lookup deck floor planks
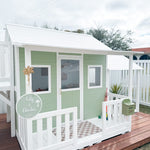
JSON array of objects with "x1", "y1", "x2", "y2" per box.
[
  {"x1": 84, "y1": 112, "x2": 150, "y2": 150},
  {"x1": 0, "y1": 112, "x2": 150, "y2": 150},
  {"x1": 0, "y1": 114, "x2": 20, "y2": 150},
  {"x1": 83, "y1": 122, "x2": 150, "y2": 150}
]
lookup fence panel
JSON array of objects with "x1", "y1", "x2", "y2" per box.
[{"x1": 110, "y1": 60, "x2": 150, "y2": 107}]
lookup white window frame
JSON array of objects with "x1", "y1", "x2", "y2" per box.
[
  {"x1": 60, "y1": 56, "x2": 81, "y2": 92},
  {"x1": 30, "y1": 65, "x2": 51, "y2": 94},
  {"x1": 88, "y1": 65, "x2": 102, "y2": 89}
]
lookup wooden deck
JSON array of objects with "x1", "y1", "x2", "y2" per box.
[
  {"x1": 0, "y1": 112, "x2": 150, "y2": 150},
  {"x1": 0, "y1": 114, "x2": 20, "y2": 150},
  {"x1": 84, "y1": 112, "x2": 150, "y2": 150}
]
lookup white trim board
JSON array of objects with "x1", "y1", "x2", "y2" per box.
[
  {"x1": 57, "y1": 54, "x2": 83, "y2": 121},
  {"x1": 88, "y1": 65, "x2": 103, "y2": 89},
  {"x1": 23, "y1": 45, "x2": 138, "y2": 56},
  {"x1": 30, "y1": 65, "x2": 51, "y2": 94}
]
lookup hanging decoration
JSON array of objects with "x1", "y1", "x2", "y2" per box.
[{"x1": 23, "y1": 66, "x2": 34, "y2": 85}]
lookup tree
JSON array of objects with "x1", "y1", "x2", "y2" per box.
[
  {"x1": 88, "y1": 27, "x2": 133, "y2": 51},
  {"x1": 64, "y1": 29, "x2": 84, "y2": 34}
]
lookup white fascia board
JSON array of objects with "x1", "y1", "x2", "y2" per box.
[{"x1": 13, "y1": 43, "x2": 144, "y2": 56}]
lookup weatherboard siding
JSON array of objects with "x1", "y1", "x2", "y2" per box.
[
  {"x1": 83, "y1": 54, "x2": 106, "y2": 120},
  {"x1": 31, "y1": 51, "x2": 57, "y2": 112},
  {"x1": 18, "y1": 49, "x2": 106, "y2": 121}
]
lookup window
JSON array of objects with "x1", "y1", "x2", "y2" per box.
[
  {"x1": 31, "y1": 65, "x2": 51, "y2": 93},
  {"x1": 61, "y1": 60, "x2": 79, "y2": 90},
  {"x1": 88, "y1": 65, "x2": 102, "y2": 88}
]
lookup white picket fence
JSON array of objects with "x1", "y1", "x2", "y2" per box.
[
  {"x1": 110, "y1": 60, "x2": 150, "y2": 107},
  {"x1": 17, "y1": 107, "x2": 77, "y2": 150}
]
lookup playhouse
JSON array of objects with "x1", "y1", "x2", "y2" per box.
[{"x1": 0, "y1": 24, "x2": 142, "y2": 150}]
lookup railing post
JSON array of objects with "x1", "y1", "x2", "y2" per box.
[
  {"x1": 26, "y1": 119, "x2": 32, "y2": 150},
  {"x1": 136, "y1": 70, "x2": 140, "y2": 112},
  {"x1": 73, "y1": 107, "x2": 77, "y2": 148},
  {"x1": 102, "y1": 102, "x2": 106, "y2": 131},
  {"x1": 56, "y1": 115, "x2": 61, "y2": 142},
  {"x1": 65, "y1": 113, "x2": 70, "y2": 140},
  {"x1": 128, "y1": 55, "x2": 133, "y2": 132}
]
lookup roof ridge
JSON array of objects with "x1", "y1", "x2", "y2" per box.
[{"x1": 6, "y1": 23, "x2": 92, "y2": 37}]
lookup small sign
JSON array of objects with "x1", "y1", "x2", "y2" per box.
[{"x1": 16, "y1": 93, "x2": 42, "y2": 119}]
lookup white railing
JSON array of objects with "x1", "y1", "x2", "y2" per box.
[
  {"x1": 17, "y1": 107, "x2": 77, "y2": 150},
  {"x1": 102, "y1": 95, "x2": 131, "y2": 139},
  {"x1": 108, "y1": 92, "x2": 128, "y2": 100}
]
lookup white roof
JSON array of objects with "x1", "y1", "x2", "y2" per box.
[
  {"x1": 6, "y1": 24, "x2": 112, "y2": 51},
  {"x1": 108, "y1": 55, "x2": 142, "y2": 70}
]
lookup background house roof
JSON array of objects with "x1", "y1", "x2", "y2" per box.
[
  {"x1": 6, "y1": 24, "x2": 112, "y2": 51},
  {"x1": 132, "y1": 47, "x2": 150, "y2": 54},
  {"x1": 0, "y1": 30, "x2": 5, "y2": 42},
  {"x1": 108, "y1": 55, "x2": 142, "y2": 70}
]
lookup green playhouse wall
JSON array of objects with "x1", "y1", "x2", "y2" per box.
[
  {"x1": 83, "y1": 54, "x2": 106, "y2": 119},
  {"x1": 18, "y1": 48, "x2": 106, "y2": 121}
]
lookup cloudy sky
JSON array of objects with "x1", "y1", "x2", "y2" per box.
[{"x1": 0, "y1": 0, "x2": 150, "y2": 48}]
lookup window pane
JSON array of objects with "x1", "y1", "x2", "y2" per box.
[
  {"x1": 61, "y1": 60, "x2": 79, "y2": 89},
  {"x1": 89, "y1": 67, "x2": 101, "y2": 87},
  {"x1": 32, "y1": 67, "x2": 49, "y2": 92}
]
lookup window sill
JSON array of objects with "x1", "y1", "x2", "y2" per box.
[
  {"x1": 61, "y1": 88, "x2": 80, "y2": 92},
  {"x1": 32, "y1": 91, "x2": 51, "y2": 94},
  {"x1": 88, "y1": 86, "x2": 102, "y2": 89}
]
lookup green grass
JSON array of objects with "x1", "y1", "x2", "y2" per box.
[
  {"x1": 140, "y1": 104, "x2": 150, "y2": 114},
  {"x1": 134, "y1": 143, "x2": 150, "y2": 150},
  {"x1": 134, "y1": 105, "x2": 150, "y2": 149}
]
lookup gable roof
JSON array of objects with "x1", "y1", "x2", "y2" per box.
[
  {"x1": 6, "y1": 24, "x2": 112, "y2": 51},
  {"x1": 108, "y1": 55, "x2": 142, "y2": 70}
]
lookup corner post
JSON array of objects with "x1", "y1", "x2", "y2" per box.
[
  {"x1": 128, "y1": 55, "x2": 133, "y2": 132},
  {"x1": 106, "y1": 55, "x2": 110, "y2": 100},
  {"x1": 128, "y1": 55, "x2": 133, "y2": 100},
  {"x1": 10, "y1": 44, "x2": 15, "y2": 137}
]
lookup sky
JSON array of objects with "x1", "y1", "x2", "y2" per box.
[{"x1": 0, "y1": 0, "x2": 150, "y2": 48}]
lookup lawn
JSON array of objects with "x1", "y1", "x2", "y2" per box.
[
  {"x1": 134, "y1": 104, "x2": 150, "y2": 150},
  {"x1": 140, "y1": 104, "x2": 150, "y2": 114}
]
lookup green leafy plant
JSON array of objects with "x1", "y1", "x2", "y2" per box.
[{"x1": 110, "y1": 84, "x2": 123, "y2": 94}]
